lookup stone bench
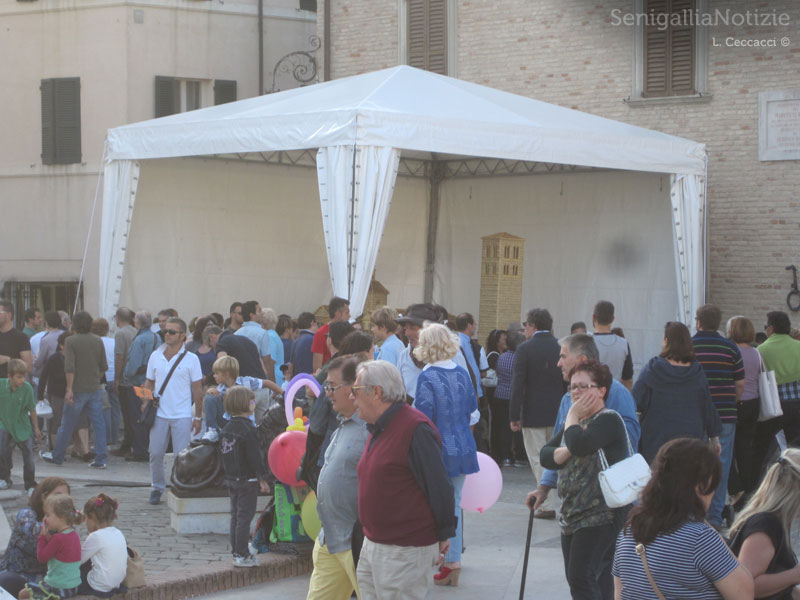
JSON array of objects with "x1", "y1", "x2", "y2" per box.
[{"x1": 166, "y1": 489, "x2": 272, "y2": 535}]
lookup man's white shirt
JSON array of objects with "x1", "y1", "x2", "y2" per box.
[{"x1": 146, "y1": 344, "x2": 202, "y2": 419}]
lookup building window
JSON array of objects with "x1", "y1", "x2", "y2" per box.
[
  {"x1": 503, "y1": 265, "x2": 509, "y2": 275},
  {"x1": 513, "y1": 246, "x2": 519, "y2": 259},
  {"x1": 400, "y1": 0, "x2": 455, "y2": 75},
  {"x1": 155, "y1": 77, "x2": 218, "y2": 117},
  {"x1": 630, "y1": 0, "x2": 708, "y2": 102},
  {"x1": 504, "y1": 246, "x2": 510, "y2": 259},
  {"x1": 512, "y1": 265, "x2": 519, "y2": 276},
  {"x1": 1, "y1": 281, "x2": 83, "y2": 330},
  {"x1": 213, "y1": 80, "x2": 237, "y2": 106},
  {"x1": 41, "y1": 78, "x2": 81, "y2": 165}
]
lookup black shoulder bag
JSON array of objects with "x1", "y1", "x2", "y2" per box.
[{"x1": 139, "y1": 351, "x2": 187, "y2": 428}]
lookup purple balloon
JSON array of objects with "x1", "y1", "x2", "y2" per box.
[
  {"x1": 460, "y1": 452, "x2": 503, "y2": 513},
  {"x1": 284, "y1": 374, "x2": 322, "y2": 426}
]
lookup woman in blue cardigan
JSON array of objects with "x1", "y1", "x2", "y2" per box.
[{"x1": 413, "y1": 322, "x2": 479, "y2": 587}]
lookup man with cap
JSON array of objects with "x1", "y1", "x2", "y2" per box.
[{"x1": 396, "y1": 304, "x2": 471, "y2": 403}]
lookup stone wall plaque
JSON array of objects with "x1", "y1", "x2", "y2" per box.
[{"x1": 759, "y1": 89, "x2": 800, "y2": 161}]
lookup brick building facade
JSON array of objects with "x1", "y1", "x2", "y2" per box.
[{"x1": 318, "y1": 0, "x2": 800, "y2": 327}]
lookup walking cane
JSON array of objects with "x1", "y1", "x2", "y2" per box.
[{"x1": 519, "y1": 507, "x2": 535, "y2": 599}]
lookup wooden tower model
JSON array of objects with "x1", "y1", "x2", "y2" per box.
[{"x1": 478, "y1": 232, "x2": 524, "y2": 339}]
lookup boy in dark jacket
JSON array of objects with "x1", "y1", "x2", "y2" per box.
[{"x1": 220, "y1": 386, "x2": 269, "y2": 568}]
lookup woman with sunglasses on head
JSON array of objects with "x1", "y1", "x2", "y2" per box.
[
  {"x1": 729, "y1": 448, "x2": 800, "y2": 600},
  {"x1": 633, "y1": 321, "x2": 722, "y2": 465},
  {"x1": 540, "y1": 360, "x2": 629, "y2": 599}
]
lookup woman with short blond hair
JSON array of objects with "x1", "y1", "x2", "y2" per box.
[{"x1": 412, "y1": 323, "x2": 478, "y2": 587}]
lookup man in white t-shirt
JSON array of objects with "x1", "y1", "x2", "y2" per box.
[{"x1": 142, "y1": 317, "x2": 203, "y2": 505}]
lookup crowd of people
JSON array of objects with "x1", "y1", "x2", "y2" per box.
[{"x1": 1, "y1": 295, "x2": 799, "y2": 599}]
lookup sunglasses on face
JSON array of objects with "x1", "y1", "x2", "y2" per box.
[{"x1": 164, "y1": 329, "x2": 182, "y2": 336}]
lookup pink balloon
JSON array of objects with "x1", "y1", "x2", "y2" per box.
[
  {"x1": 268, "y1": 430, "x2": 308, "y2": 487},
  {"x1": 460, "y1": 452, "x2": 503, "y2": 513}
]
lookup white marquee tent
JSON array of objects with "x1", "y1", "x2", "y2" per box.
[{"x1": 99, "y1": 65, "x2": 707, "y2": 330}]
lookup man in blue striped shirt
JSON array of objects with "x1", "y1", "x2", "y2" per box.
[{"x1": 691, "y1": 303, "x2": 744, "y2": 528}]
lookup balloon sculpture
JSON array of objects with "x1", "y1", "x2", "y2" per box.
[
  {"x1": 301, "y1": 491, "x2": 322, "y2": 540},
  {"x1": 460, "y1": 451, "x2": 503, "y2": 513},
  {"x1": 284, "y1": 373, "x2": 321, "y2": 428},
  {"x1": 267, "y1": 430, "x2": 307, "y2": 487}
]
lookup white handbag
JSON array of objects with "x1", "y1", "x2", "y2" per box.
[
  {"x1": 35, "y1": 399, "x2": 53, "y2": 419},
  {"x1": 757, "y1": 353, "x2": 782, "y2": 422},
  {"x1": 597, "y1": 411, "x2": 651, "y2": 508}
]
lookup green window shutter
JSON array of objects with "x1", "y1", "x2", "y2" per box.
[
  {"x1": 155, "y1": 76, "x2": 179, "y2": 117},
  {"x1": 213, "y1": 79, "x2": 237, "y2": 105},
  {"x1": 54, "y1": 78, "x2": 81, "y2": 164},
  {"x1": 299, "y1": 0, "x2": 317, "y2": 11},
  {"x1": 41, "y1": 79, "x2": 56, "y2": 165},
  {"x1": 407, "y1": 0, "x2": 448, "y2": 74}
]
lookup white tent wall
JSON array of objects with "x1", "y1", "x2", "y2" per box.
[
  {"x1": 433, "y1": 170, "x2": 677, "y2": 374},
  {"x1": 116, "y1": 158, "x2": 428, "y2": 318}
]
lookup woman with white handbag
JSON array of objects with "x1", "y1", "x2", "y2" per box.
[
  {"x1": 540, "y1": 360, "x2": 629, "y2": 600},
  {"x1": 726, "y1": 316, "x2": 777, "y2": 501}
]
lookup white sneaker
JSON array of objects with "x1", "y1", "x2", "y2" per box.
[
  {"x1": 0, "y1": 481, "x2": 9, "y2": 490},
  {"x1": 232, "y1": 555, "x2": 258, "y2": 568}
]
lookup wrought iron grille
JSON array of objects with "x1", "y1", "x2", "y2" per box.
[{"x1": 1, "y1": 281, "x2": 83, "y2": 330}]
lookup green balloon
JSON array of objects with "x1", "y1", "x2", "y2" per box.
[{"x1": 301, "y1": 491, "x2": 322, "y2": 540}]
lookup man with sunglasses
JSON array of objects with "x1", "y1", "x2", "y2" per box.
[
  {"x1": 142, "y1": 317, "x2": 203, "y2": 505},
  {"x1": 307, "y1": 356, "x2": 368, "y2": 600}
]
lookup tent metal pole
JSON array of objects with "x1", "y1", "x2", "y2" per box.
[
  {"x1": 258, "y1": 0, "x2": 264, "y2": 94},
  {"x1": 424, "y1": 162, "x2": 445, "y2": 303}
]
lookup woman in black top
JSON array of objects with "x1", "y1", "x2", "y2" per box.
[
  {"x1": 540, "y1": 360, "x2": 629, "y2": 600},
  {"x1": 730, "y1": 448, "x2": 800, "y2": 600}
]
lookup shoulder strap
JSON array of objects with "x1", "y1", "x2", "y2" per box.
[
  {"x1": 597, "y1": 410, "x2": 633, "y2": 470},
  {"x1": 635, "y1": 544, "x2": 667, "y2": 600},
  {"x1": 459, "y1": 346, "x2": 479, "y2": 393},
  {"x1": 156, "y1": 350, "x2": 187, "y2": 398}
]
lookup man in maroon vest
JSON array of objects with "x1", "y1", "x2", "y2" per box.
[{"x1": 353, "y1": 360, "x2": 456, "y2": 599}]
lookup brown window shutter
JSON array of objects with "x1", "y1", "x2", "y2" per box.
[
  {"x1": 40, "y1": 79, "x2": 56, "y2": 165},
  {"x1": 669, "y1": 0, "x2": 695, "y2": 94},
  {"x1": 643, "y1": 0, "x2": 695, "y2": 97},
  {"x1": 427, "y1": 0, "x2": 447, "y2": 75},
  {"x1": 155, "y1": 76, "x2": 179, "y2": 117},
  {"x1": 408, "y1": 0, "x2": 427, "y2": 70},
  {"x1": 54, "y1": 78, "x2": 81, "y2": 164},
  {"x1": 213, "y1": 79, "x2": 237, "y2": 105},
  {"x1": 407, "y1": 0, "x2": 447, "y2": 75}
]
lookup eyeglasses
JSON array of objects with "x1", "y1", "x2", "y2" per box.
[
  {"x1": 350, "y1": 385, "x2": 371, "y2": 395},
  {"x1": 164, "y1": 329, "x2": 182, "y2": 336},
  {"x1": 569, "y1": 383, "x2": 600, "y2": 393},
  {"x1": 323, "y1": 382, "x2": 348, "y2": 394}
]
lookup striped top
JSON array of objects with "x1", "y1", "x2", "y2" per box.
[
  {"x1": 691, "y1": 332, "x2": 744, "y2": 423},
  {"x1": 612, "y1": 520, "x2": 739, "y2": 599}
]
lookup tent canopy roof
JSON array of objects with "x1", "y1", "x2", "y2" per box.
[{"x1": 106, "y1": 66, "x2": 706, "y2": 175}]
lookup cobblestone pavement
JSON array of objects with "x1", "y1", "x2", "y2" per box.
[
  {"x1": 1, "y1": 450, "x2": 231, "y2": 577},
  {"x1": 0, "y1": 448, "x2": 311, "y2": 599}
]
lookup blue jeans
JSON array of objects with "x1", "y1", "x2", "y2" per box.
[
  {"x1": 444, "y1": 474, "x2": 465, "y2": 564},
  {"x1": 708, "y1": 422, "x2": 736, "y2": 526},
  {"x1": 52, "y1": 389, "x2": 107, "y2": 465},
  {"x1": 105, "y1": 383, "x2": 121, "y2": 446},
  {"x1": 204, "y1": 393, "x2": 228, "y2": 432}
]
